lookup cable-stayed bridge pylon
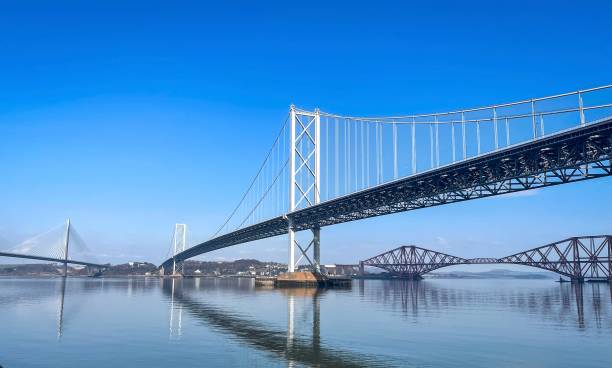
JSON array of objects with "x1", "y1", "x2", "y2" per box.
[
  {"x1": 160, "y1": 85, "x2": 612, "y2": 274},
  {"x1": 0, "y1": 219, "x2": 109, "y2": 275}
]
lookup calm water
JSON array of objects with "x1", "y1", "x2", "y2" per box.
[{"x1": 0, "y1": 277, "x2": 611, "y2": 367}]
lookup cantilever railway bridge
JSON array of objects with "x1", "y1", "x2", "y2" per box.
[
  {"x1": 360, "y1": 236, "x2": 612, "y2": 281},
  {"x1": 161, "y1": 85, "x2": 612, "y2": 275}
]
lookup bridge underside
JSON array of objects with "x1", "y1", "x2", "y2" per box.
[{"x1": 161, "y1": 117, "x2": 612, "y2": 271}]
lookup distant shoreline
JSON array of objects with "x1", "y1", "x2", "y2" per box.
[{"x1": 0, "y1": 262, "x2": 560, "y2": 280}]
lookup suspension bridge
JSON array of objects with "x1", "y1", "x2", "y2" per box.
[
  {"x1": 360, "y1": 236, "x2": 612, "y2": 281},
  {"x1": 0, "y1": 219, "x2": 109, "y2": 276},
  {"x1": 161, "y1": 85, "x2": 612, "y2": 276}
]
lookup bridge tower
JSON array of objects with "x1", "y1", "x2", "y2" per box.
[
  {"x1": 288, "y1": 106, "x2": 321, "y2": 274},
  {"x1": 172, "y1": 223, "x2": 187, "y2": 277},
  {"x1": 62, "y1": 218, "x2": 70, "y2": 277}
]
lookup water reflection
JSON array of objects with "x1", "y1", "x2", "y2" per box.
[
  {"x1": 168, "y1": 278, "x2": 183, "y2": 338},
  {"x1": 161, "y1": 278, "x2": 378, "y2": 367},
  {"x1": 358, "y1": 279, "x2": 612, "y2": 330},
  {"x1": 0, "y1": 278, "x2": 161, "y2": 341},
  {"x1": 2, "y1": 276, "x2": 611, "y2": 367},
  {"x1": 45, "y1": 277, "x2": 612, "y2": 347},
  {"x1": 56, "y1": 277, "x2": 66, "y2": 339}
]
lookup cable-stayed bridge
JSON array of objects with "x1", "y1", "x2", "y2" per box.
[
  {"x1": 0, "y1": 219, "x2": 109, "y2": 275},
  {"x1": 161, "y1": 85, "x2": 612, "y2": 275}
]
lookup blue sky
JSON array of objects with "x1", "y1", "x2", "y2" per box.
[{"x1": 0, "y1": 1, "x2": 611, "y2": 267}]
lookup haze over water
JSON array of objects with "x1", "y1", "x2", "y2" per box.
[{"x1": 1, "y1": 277, "x2": 611, "y2": 367}]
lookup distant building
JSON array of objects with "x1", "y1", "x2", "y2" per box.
[
  {"x1": 322, "y1": 264, "x2": 359, "y2": 276},
  {"x1": 128, "y1": 261, "x2": 148, "y2": 268}
]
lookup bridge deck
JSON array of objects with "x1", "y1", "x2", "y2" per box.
[
  {"x1": 162, "y1": 117, "x2": 612, "y2": 270},
  {"x1": 0, "y1": 251, "x2": 109, "y2": 268}
]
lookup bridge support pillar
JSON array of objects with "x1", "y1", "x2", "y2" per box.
[
  {"x1": 312, "y1": 227, "x2": 320, "y2": 274},
  {"x1": 286, "y1": 223, "x2": 322, "y2": 275},
  {"x1": 288, "y1": 219, "x2": 295, "y2": 273},
  {"x1": 173, "y1": 261, "x2": 184, "y2": 278}
]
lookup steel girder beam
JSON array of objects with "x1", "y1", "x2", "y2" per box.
[{"x1": 160, "y1": 118, "x2": 612, "y2": 270}]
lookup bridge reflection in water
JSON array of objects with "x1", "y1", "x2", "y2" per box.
[
  {"x1": 13, "y1": 278, "x2": 611, "y2": 337},
  {"x1": 7, "y1": 277, "x2": 606, "y2": 365},
  {"x1": 159, "y1": 278, "x2": 612, "y2": 366},
  {"x1": 357, "y1": 279, "x2": 611, "y2": 330},
  {"x1": 162, "y1": 278, "x2": 374, "y2": 367}
]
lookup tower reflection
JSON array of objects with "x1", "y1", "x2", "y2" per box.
[
  {"x1": 161, "y1": 279, "x2": 375, "y2": 367},
  {"x1": 169, "y1": 278, "x2": 183, "y2": 339},
  {"x1": 56, "y1": 277, "x2": 66, "y2": 340}
]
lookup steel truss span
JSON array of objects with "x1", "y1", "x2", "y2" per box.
[
  {"x1": 161, "y1": 117, "x2": 612, "y2": 272},
  {"x1": 360, "y1": 236, "x2": 612, "y2": 281}
]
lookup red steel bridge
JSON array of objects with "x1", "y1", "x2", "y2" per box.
[
  {"x1": 360, "y1": 236, "x2": 612, "y2": 281},
  {"x1": 161, "y1": 85, "x2": 612, "y2": 275}
]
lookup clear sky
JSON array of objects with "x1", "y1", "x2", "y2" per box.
[{"x1": 0, "y1": 1, "x2": 611, "y2": 267}]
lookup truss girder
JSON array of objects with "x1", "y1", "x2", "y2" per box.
[
  {"x1": 360, "y1": 236, "x2": 612, "y2": 280},
  {"x1": 361, "y1": 245, "x2": 468, "y2": 277},
  {"x1": 160, "y1": 118, "x2": 612, "y2": 271},
  {"x1": 498, "y1": 236, "x2": 612, "y2": 280}
]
